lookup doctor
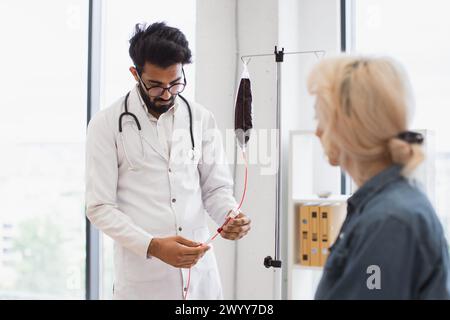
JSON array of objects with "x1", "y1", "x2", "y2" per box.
[{"x1": 85, "y1": 22, "x2": 251, "y2": 299}]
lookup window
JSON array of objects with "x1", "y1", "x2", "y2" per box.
[
  {"x1": 351, "y1": 0, "x2": 450, "y2": 239},
  {"x1": 0, "y1": 0, "x2": 88, "y2": 299}
]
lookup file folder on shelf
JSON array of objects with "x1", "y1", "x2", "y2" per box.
[
  {"x1": 319, "y1": 206, "x2": 330, "y2": 266},
  {"x1": 318, "y1": 205, "x2": 346, "y2": 266},
  {"x1": 309, "y1": 206, "x2": 321, "y2": 266},
  {"x1": 296, "y1": 204, "x2": 346, "y2": 268},
  {"x1": 298, "y1": 205, "x2": 310, "y2": 266}
]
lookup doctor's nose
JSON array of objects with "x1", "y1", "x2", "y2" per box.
[{"x1": 160, "y1": 88, "x2": 172, "y2": 100}]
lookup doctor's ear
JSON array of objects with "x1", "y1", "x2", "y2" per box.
[{"x1": 129, "y1": 66, "x2": 139, "y2": 82}]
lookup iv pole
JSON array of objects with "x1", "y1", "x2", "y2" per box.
[{"x1": 240, "y1": 47, "x2": 325, "y2": 300}]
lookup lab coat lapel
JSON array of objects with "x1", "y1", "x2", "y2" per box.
[
  {"x1": 171, "y1": 96, "x2": 192, "y2": 165},
  {"x1": 128, "y1": 86, "x2": 169, "y2": 162}
]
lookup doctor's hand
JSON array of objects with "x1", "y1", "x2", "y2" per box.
[
  {"x1": 148, "y1": 236, "x2": 210, "y2": 269},
  {"x1": 220, "y1": 212, "x2": 251, "y2": 240}
]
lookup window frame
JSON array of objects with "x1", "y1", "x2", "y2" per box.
[{"x1": 85, "y1": 0, "x2": 102, "y2": 301}]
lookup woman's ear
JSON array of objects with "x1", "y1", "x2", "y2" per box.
[
  {"x1": 315, "y1": 126, "x2": 324, "y2": 139},
  {"x1": 323, "y1": 136, "x2": 341, "y2": 167}
]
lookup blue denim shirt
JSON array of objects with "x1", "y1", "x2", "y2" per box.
[{"x1": 315, "y1": 164, "x2": 450, "y2": 299}]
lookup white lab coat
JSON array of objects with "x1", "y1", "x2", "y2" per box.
[{"x1": 85, "y1": 86, "x2": 237, "y2": 299}]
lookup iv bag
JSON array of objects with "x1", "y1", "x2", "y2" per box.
[{"x1": 234, "y1": 63, "x2": 253, "y2": 148}]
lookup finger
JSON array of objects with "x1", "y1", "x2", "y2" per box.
[
  {"x1": 179, "y1": 257, "x2": 201, "y2": 268},
  {"x1": 183, "y1": 242, "x2": 208, "y2": 253},
  {"x1": 225, "y1": 224, "x2": 251, "y2": 232},
  {"x1": 237, "y1": 230, "x2": 250, "y2": 240},
  {"x1": 176, "y1": 236, "x2": 201, "y2": 247},
  {"x1": 182, "y1": 252, "x2": 204, "y2": 259},
  {"x1": 220, "y1": 231, "x2": 239, "y2": 240},
  {"x1": 223, "y1": 226, "x2": 251, "y2": 240},
  {"x1": 233, "y1": 212, "x2": 247, "y2": 219},
  {"x1": 180, "y1": 249, "x2": 207, "y2": 261},
  {"x1": 179, "y1": 255, "x2": 199, "y2": 264},
  {"x1": 229, "y1": 217, "x2": 251, "y2": 226},
  {"x1": 223, "y1": 224, "x2": 251, "y2": 233},
  {"x1": 178, "y1": 259, "x2": 195, "y2": 266},
  {"x1": 182, "y1": 244, "x2": 210, "y2": 256},
  {"x1": 221, "y1": 229, "x2": 239, "y2": 236}
]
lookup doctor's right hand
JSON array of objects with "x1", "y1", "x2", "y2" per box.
[{"x1": 147, "y1": 236, "x2": 210, "y2": 269}]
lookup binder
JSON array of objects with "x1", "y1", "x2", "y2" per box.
[
  {"x1": 298, "y1": 205, "x2": 310, "y2": 266},
  {"x1": 319, "y1": 206, "x2": 330, "y2": 266},
  {"x1": 310, "y1": 206, "x2": 320, "y2": 266},
  {"x1": 319, "y1": 205, "x2": 347, "y2": 266}
]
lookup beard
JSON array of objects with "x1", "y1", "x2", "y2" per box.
[{"x1": 138, "y1": 84, "x2": 176, "y2": 115}]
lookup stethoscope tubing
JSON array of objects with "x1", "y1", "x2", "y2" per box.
[
  {"x1": 120, "y1": 91, "x2": 194, "y2": 149},
  {"x1": 118, "y1": 91, "x2": 196, "y2": 169}
]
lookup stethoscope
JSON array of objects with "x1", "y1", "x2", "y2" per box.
[{"x1": 118, "y1": 89, "x2": 196, "y2": 170}]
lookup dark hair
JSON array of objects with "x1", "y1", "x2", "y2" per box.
[{"x1": 129, "y1": 22, "x2": 192, "y2": 73}]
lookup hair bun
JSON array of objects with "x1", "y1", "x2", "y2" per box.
[
  {"x1": 388, "y1": 137, "x2": 424, "y2": 175},
  {"x1": 389, "y1": 138, "x2": 413, "y2": 165}
]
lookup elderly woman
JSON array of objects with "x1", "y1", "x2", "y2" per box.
[{"x1": 308, "y1": 56, "x2": 450, "y2": 299}]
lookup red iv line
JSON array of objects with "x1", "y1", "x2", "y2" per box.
[{"x1": 183, "y1": 149, "x2": 248, "y2": 300}]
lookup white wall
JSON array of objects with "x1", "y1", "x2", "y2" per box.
[
  {"x1": 195, "y1": 0, "x2": 238, "y2": 299},
  {"x1": 195, "y1": 0, "x2": 341, "y2": 300},
  {"x1": 235, "y1": 0, "x2": 280, "y2": 300}
]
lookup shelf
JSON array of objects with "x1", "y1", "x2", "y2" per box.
[
  {"x1": 292, "y1": 194, "x2": 349, "y2": 205},
  {"x1": 293, "y1": 264, "x2": 323, "y2": 271}
]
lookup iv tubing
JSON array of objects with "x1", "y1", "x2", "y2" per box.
[{"x1": 183, "y1": 148, "x2": 248, "y2": 300}]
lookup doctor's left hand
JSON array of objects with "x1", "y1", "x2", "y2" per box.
[{"x1": 220, "y1": 212, "x2": 251, "y2": 240}]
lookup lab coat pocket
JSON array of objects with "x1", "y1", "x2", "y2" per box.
[
  {"x1": 193, "y1": 226, "x2": 214, "y2": 271},
  {"x1": 124, "y1": 249, "x2": 168, "y2": 282}
]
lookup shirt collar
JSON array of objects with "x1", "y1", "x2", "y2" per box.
[{"x1": 347, "y1": 164, "x2": 403, "y2": 214}]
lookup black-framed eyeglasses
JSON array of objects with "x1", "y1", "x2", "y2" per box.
[{"x1": 136, "y1": 68, "x2": 187, "y2": 97}]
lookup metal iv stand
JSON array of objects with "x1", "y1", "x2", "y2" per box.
[{"x1": 240, "y1": 46, "x2": 325, "y2": 300}]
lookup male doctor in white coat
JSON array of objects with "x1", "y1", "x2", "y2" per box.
[{"x1": 85, "y1": 22, "x2": 251, "y2": 299}]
